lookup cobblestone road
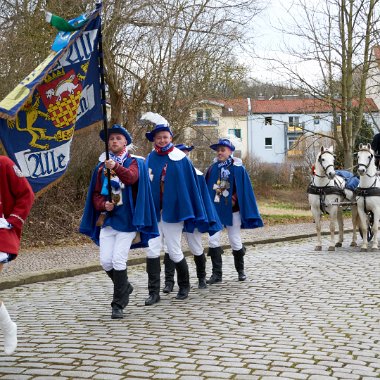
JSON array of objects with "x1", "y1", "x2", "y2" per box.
[{"x1": 0, "y1": 236, "x2": 379, "y2": 379}]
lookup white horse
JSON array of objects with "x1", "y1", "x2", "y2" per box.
[
  {"x1": 308, "y1": 146, "x2": 359, "y2": 251},
  {"x1": 355, "y1": 143, "x2": 380, "y2": 251}
]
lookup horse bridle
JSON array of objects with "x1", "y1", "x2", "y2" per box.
[
  {"x1": 357, "y1": 148, "x2": 376, "y2": 178},
  {"x1": 315, "y1": 150, "x2": 335, "y2": 178}
]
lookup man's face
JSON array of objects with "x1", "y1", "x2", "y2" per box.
[
  {"x1": 216, "y1": 146, "x2": 232, "y2": 162},
  {"x1": 154, "y1": 131, "x2": 172, "y2": 147},
  {"x1": 108, "y1": 133, "x2": 127, "y2": 154}
]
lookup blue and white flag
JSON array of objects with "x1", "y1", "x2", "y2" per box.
[{"x1": 0, "y1": 8, "x2": 102, "y2": 193}]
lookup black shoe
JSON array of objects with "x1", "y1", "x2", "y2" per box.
[
  {"x1": 238, "y1": 272, "x2": 247, "y2": 281},
  {"x1": 162, "y1": 283, "x2": 174, "y2": 293},
  {"x1": 111, "y1": 305, "x2": 124, "y2": 319},
  {"x1": 175, "y1": 287, "x2": 190, "y2": 300},
  {"x1": 206, "y1": 275, "x2": 222, "y2": 284},
  {"x1": 198, "y1": 278, "x2": 207, "y2": 289},
  {"x1": 145, "y1": 294, "x2": 160, "y2": 306}
]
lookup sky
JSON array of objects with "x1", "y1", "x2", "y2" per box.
[{"x1": 242, "y1": 0, "x2": 323, "y2": 86}]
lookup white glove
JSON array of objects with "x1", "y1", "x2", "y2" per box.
[{"x1": 0, "y1": 218, "x2": 12, "y2": 229}]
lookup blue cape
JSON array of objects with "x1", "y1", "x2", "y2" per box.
[
  {"x1": 336, "y1": 170, "x2": 359, "y2": 191},
  {"x1": 146, "y1": 150, "x2": 207, "y2": 226},
  {"x1": 183, "y1": 170, "x2": 223, "y2": 235},
  {"x1": 206, "y1": 160, "x2": 264, "y2": 229},
  {"x1": 79, "y1": 156, "x2": 159, "y2": 248}
]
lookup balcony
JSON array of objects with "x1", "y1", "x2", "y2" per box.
[
  {"x1": 287, "y1": 149, "x2": 303, "y2": 157},
  {"x1": 192, "y1": 119, "x2": 219, "y2": 126},
  {"x1": 286, "y1": 122, "x2": 305, "y2": 133}
]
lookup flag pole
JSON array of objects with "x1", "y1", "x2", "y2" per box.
[{"x1": 96, "y1": 0, "x2": 112, "y2": 203}]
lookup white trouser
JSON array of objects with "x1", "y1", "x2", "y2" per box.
[
  {"x1": 99, "y1": 226, "x2": 137, "y2": 271},
  {"x1": 209, "y1": 211, "x2": 243, "y2": 251},
  {"x1": 147, "y1": 221, "x2": 184, "y2": 263},
  {"x1": 185, "y1": 229, "x2": 204, "y2": 256}
]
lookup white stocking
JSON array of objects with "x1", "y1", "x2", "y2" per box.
[{"x1": 0, "y1": 302, "x2": 17, "y2": 355}]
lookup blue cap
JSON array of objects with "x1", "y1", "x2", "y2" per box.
[
  {"x1": 99, "y1": 124, "x2": 132, "y2": 145},
  {"x1": 210, "y1": 138, "x2": 235, "y2": 152},
  {"x1": 175, "y1": 144, "x2": 194, "y2": 152},
  {"x1": 145, "y1": 124, "x2": 173, "y2": 142}
]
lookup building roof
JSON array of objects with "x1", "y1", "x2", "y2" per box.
[{"x1": 206, "y1": 97, "x2": 379, "y2": 116}]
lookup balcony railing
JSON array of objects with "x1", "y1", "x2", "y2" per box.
[
  {"x1": 192, "y1": 119, "x2": 219, "y2": 126},
  {"x1": 287, "y1": 149, "x2": 303, "y2": 157},
  {"x1": 285, "y1": 122, "x2": 305, "y2": 132}
]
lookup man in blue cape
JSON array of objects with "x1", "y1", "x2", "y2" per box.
[
  {"x1": 141, "y1": 112, "x2": 208, "y2": 305},
  {"x1": 80, "y1": 124, "x2": 158, "y2": 319},
  {"x1": 162, "y1": 144, "x2": 222, "y2": 294},
  {"x1": 205, "y1": 138, "x2": 263, "y2": 284}
]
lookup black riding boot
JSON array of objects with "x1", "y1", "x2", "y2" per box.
[
  {"x1": 106, "y1": 269, "x2": 134, "y2": 293},
  {"x1": 175, "y1": 258, "x2": 190, "y2": 300},
  {"x1": 106, "y1": 269, "x2": 114, "y2": 281},
  {"x1": 111, "y1": 269, "x2": 132, "y2": 319},
  {"x1": 163, "y1": 253, "x2": 175, "y2": 293},
  {"x1": 193, "y1": 253, "x2": 207, "y2": 289},
  {"x1": 232, "y1": 246, "x2": 247, "y2": 281},
  {"x1": 206, "y1": 247, "x2": 223, "y2": 284},
  {"x1": 145, "y1": 257, "x2": 161, "y2": 306}
]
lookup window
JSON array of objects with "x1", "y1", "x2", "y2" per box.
[
  {"x1": 228, "y1": 129, "x2": 241, "y2": 139},
  {"x1": 314, "y1": 115, "x2": 320, "y2": 125},
  {"x1": 205, "y1": 109, "x2": 212, "y2": 121},
  {"x1": 196, "y1": 110, "x2": 203, "y2": 121},
  {"x1": 265, "y1": 137, "x2": 272, "y2": 149},
  {"x1": 265, "y1": 116, "x2": 272, "y2": 125},
  {"x1": 289, "y1": 116, "x2": 300, "y2": 127}
]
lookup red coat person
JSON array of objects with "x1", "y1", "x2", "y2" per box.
[{"x1": 0, "y1": 156, "x2": 34, "y2": 256}]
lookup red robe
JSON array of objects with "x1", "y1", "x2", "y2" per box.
[{"x1": 0, "y1": 156, "x2": 34, "y2": 255}]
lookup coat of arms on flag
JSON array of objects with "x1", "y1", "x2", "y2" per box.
[{"x1": 0, "y1": 7, "x2": 103, "y2": 193}]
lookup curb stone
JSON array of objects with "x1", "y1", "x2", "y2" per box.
[{"x1": 0, "y1": 228, "x2": 354, "y2": 291}]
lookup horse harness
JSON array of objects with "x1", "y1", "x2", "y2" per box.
[
  {"x1": 354, "y1": 183, "x2": 380, "y2": 213},
  {"x1": 307, "y1": 150, "x2": 344, "y2": 214},
  {"x1": 307, "y1": 181, "x2": 345, "y2": 214},
  {"x1": 355, "y1": 148, "x2": 380, "y2": 213}
]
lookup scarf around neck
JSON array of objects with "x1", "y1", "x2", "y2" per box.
[
  {"x1": 154, "y1": 142, "x2": 174, "y2": 155},
  {"x1": 218, "y1": 156, "x2": 233, "y2": 169},
  {"x1": 109, "y1": 147, "x2": 129, "y2": 164}
]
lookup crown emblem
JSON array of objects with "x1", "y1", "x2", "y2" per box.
[{"x1": 44, "y1": 68, "x2": 65, "y2": 83}]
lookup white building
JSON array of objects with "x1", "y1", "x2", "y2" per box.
[{"x1": 191, "y1": 97, "x2": 380, "y2": 164}]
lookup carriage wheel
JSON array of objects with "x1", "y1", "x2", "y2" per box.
[{"x1": 367, "y1": 211, "x2": 374, "y2": 242}]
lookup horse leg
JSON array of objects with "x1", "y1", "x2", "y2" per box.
[
  {"x1": 358, "y1": 206, "x2": 368, "y2": 251},
  {"x1": 350, "y1": 205, "x2": 358, "y2": 247},
  {"x1": 335, "y1": 206, "x2": 343, "y2": 247},
  {"x1": 328, "y1": 206, "x2": 338, "y2": 251},
  {"x1": 371, "y1": 211, "x2": 379, "y2": 250},
  {"x1": 312, "y1": 207, "x2": 322, "y2": 251}
]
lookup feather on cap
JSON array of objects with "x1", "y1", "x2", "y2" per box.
[
  {"x1": 140, "y1": 112, "x2": 169, "y2": 126},
  {"x1": 141, "y1": 112, "x2": 173, "y2": 142}
]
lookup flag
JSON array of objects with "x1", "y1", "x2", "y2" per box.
[{"x1": 0, "y1": 8, "x2": 103, "y2": 193}]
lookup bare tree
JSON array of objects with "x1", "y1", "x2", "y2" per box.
[
  {"x1": 0, "y1": 0, "x2": 91, "y2": 98},
  {"x1": 0, "y1": 0, "x2": 263, "y2": 150},
  {"x1": 100, "y1": 0, "x2": 263, "y2": 140},
  {"x1": 261, "y1": 0, "x2": 379, "y2": 169}
]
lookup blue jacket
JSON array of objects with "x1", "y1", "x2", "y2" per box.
[
  {"x1": 79, "y1": 155, "x2": 159, "y2": 248},
  {"x1": 145, "y1": 148, "x2": 207, "y2": 227},
  {"x1": 206, "y1": 158, "x2": 263, "y2": 229},
  {"x1": 183, "y1": 168, "x2": 223, "y2": 236}
]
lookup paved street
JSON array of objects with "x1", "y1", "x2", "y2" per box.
[{"x1": 0, "y1": 236, "x2": 379, "y2": 379}]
